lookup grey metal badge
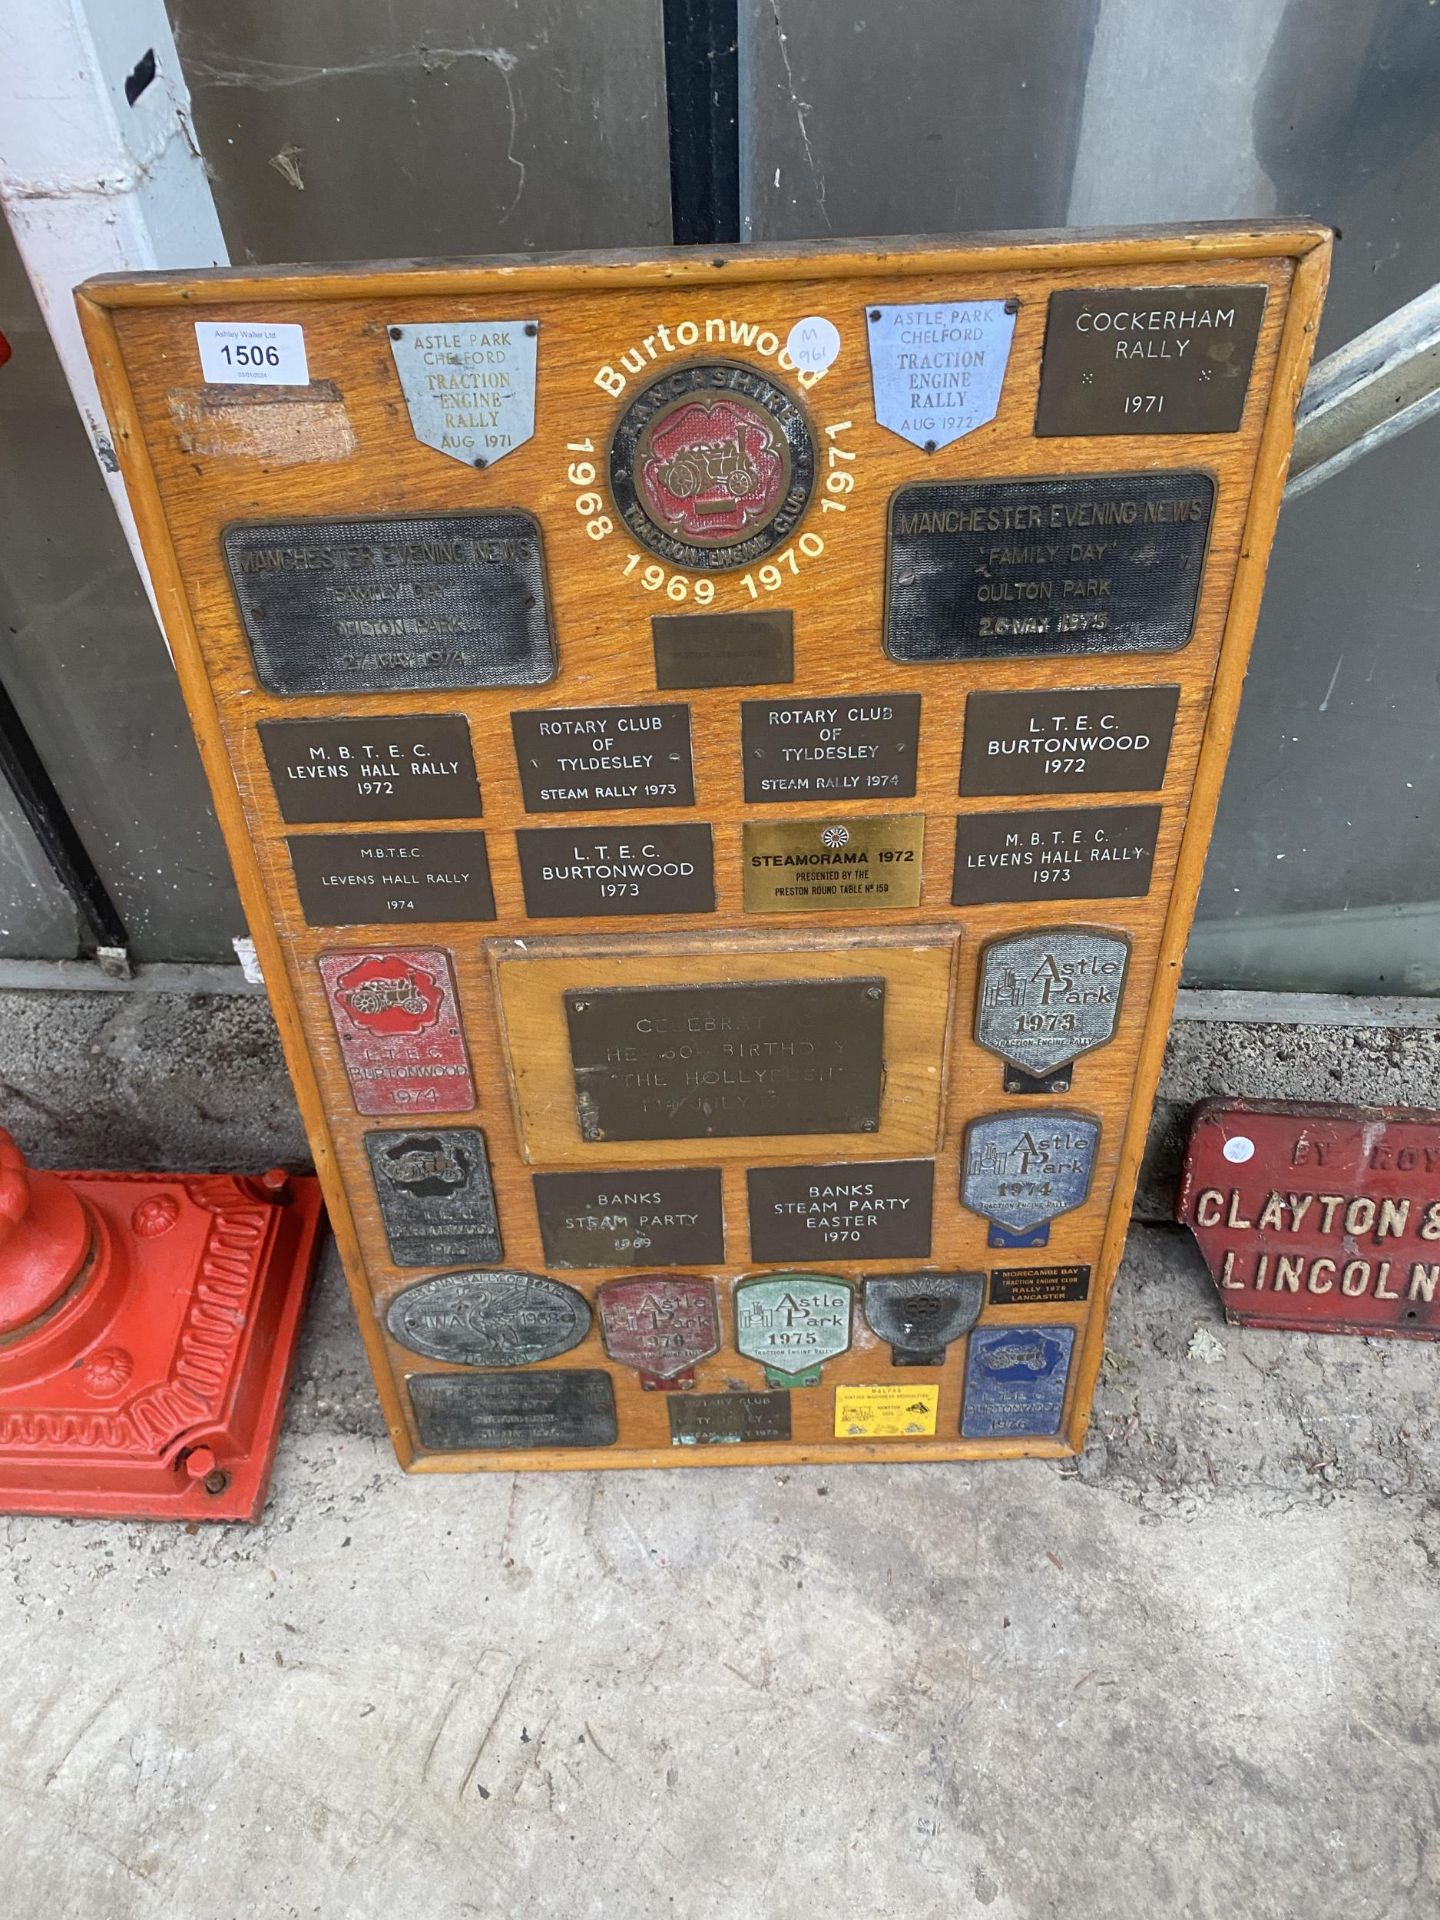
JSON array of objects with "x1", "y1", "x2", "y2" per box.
[
  {"x1": 364, "y1": 1127, "x2": 502, "y2": 1267},
  {"x1": 388, "y1": 321, "x2": 537, "y2": 469},
  {"x1": 386, "y1": 1269, "x2": 590, "y2": 1367},
  {"x1": 962, "y1": 1111, "x2": 1100, "y2": 1247},
  {"x1": 976, "y1": 929, "x2": 1130, "y2": 1090},
  {"x1": 863, "y1": 1273, "x2": 984, "y2": 1367},
  {"x1": 224, "y1": 512, "x2": 556, "y2": 696},
  {"x1": 867, "y1": 300, "x2": 1016, "y2": 451}
]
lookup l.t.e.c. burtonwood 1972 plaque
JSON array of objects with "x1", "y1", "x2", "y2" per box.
[{"x1": 80, "y1": 222, "x2": 1329, "y2": 1475}]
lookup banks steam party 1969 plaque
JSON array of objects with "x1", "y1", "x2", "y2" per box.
[{"x1": 84, "y1": 222, "x2": 1329, "y2": 1473}]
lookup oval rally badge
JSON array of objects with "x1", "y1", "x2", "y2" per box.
[
  {"x1": 386, "y1": 1270, "x2": 590, "y2": 1367},
  {"x1": 975, "y1": 929, "x2": 1130, "y2": 1091},
  {"x1": 609, "y1": 363, "x2": 815, "y2": 571},
  {"x1": 961, "y1": 1111, "x2": 1100, "y2": 1249},
  {"x1": 862, "y1": 1272, "x2": 984, "y2": 1367},
  {"x1": 735, "y1": 1272, "x2": 853, "y2": 1387},
  {"x1": 597, "y1": 1275, "x2": 721, "y2": 1390}
]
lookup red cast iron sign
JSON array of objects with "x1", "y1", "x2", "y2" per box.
[{"x1": 1177, "y1": 1098, "x2": 1440, "y2": 1339}]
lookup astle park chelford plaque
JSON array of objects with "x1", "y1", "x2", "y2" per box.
[{"x1": 83, "y1": 222, "x2": 1329, "y2": 1472}]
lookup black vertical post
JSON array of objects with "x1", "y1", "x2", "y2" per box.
[
  {"x1": 0, "y1": 679, "x2": 129, "y2": 953},
  {"x1": 662, "y1": 0, "x2": 741, "y2": 246}
]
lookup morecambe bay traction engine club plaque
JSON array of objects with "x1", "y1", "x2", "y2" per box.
[{"x1": 82, "y1": 221, "x2": 1329, "y2": 1472}]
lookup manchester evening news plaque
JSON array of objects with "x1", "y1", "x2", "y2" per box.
[
  {"x1": 564, "y1": 978, "x2": 886, "y2": 1142},
  {"x1": 224, "y1": 512, "x2": 556, "y2": 695},
  {"x1": 885, "y1": 472, "x2": 1213, "y2": 663}
]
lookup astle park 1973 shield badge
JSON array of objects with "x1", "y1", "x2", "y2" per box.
[
  {"x1": 975, "y1": 929, "x2": 1130, "y2": 1093},
  {"x1": 608, "y1": 363, "x2": 815, "y2": 572}
]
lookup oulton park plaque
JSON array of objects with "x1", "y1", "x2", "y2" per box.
[{"x1": 82, "y1": 223, "x2": 1330, "y2": 1474}]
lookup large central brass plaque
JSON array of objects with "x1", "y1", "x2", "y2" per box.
[{"x1": 564, "y1": 979, "x2": 886, "y2": 1143}]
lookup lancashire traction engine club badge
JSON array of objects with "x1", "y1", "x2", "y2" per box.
[{"x1": 609, "y1": 363, "x2": 816, "y2": 570}]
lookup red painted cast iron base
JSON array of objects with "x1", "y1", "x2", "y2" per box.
[{"x1": 0, "y1": 1130, "x2": 325, "y2": 1521}]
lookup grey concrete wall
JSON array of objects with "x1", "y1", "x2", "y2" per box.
[{"x1": 2, "y1": 986, "x2": 1437, "y2": 1224}]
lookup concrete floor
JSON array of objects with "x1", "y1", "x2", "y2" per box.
[{"x1": 3, "y1": 1224, "x2": 1437, "y2": 1920}]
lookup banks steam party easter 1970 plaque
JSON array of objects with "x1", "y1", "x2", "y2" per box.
[{"x1": 83, "y1": 223, "x2": 1329, "y2": 1472}]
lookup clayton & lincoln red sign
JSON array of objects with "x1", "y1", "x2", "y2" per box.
[{"x1": 1178, "y1": 1098, "x2": 1440, "y2": 1338}]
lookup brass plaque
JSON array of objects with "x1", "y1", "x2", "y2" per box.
[
  {"x1": 564, "y1": 978, "x2": 886, "y2": 1143},
  {"x1": 258, "y1": 715, "x2": 480, "y2": 826},
  {"x1": 652, "y1": 610, "x2": 793, "y2": 688},
  {"x1": 1036, "y1": 284, "x2": 1268, "y2": 436},
  {"x1": 743, "y1": 815, "x2": 924, "y2": 913}
]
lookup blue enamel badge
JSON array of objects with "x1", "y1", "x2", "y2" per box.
[
  {"x1": 961, "y1": 1110, "x2": 1099, "y2": 1248},
  {"x1": 962, "y1": 1324, "x2": 1075, "y2": 1439}
]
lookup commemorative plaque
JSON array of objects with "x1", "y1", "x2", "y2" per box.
[
  {"x1": 652, "y1": 611, "x2": 794, "y2": 689},
  {"x1": 511, "y1": 704, "x2": 694, "y2": 813},
  {"x1": 866, "y1": 300, "x2": 1016, "y2": 451},
  {"x1": 385, "y1": 1269, "x2": 590, "y2": 1366},
  {"x1": 952, "y1": 806, "x2": 1161, "y2": 907},
  {"x1": 989, "y1": 1264, "x2": 1091, "y2": 1307},
  {"x1": 975, "y1": 929, "x2": 1129, "y2": 1092},
  {"x1": 389, "y1": 319, "x2": 537, "y2": 468},
  {"x1": 224, "y1": 512, "x2": 556, "y2": 696},
  {"x1": 365, "y1": 1127, "x2": 502, "y2": 1266},
  {"x1": 743, "y1": 816, "x2": 924, "y2": 913},
  {"x1": 962, "y1": 1325, "x2": 1076, "y2": 1439},
  {"x1": 960, "y1": 687, "x2": 1178, "y2": 798},
  {"x1": 533, "y1": 1168, "x2": 724, "y2": 1268},
  {"x1": 742, "y1": 695, "x2": 920, "y2": 803},
  {"x1": 564, "y1": 979, "x2": 886, "y2": 1143},
  {"x1": 746, "y1": 1160, "x2": 933, "y2": 1261},
  {"x1": 609, "y1": 363, "x2": 815, "y2": 572},
  {"x1": 596, "y1": 1276, "x2": 721, "y2": 1389},
  {"x1": 885, "y1": 472, "x2": 1213, "y2": 664},
  {"x1": 318, "y1": 948, "x2": 473, "y2": 1117},
  {"x1": 515, "y1": 825, "x2": 714, "y2": 919},
  {"x1": 735, "y1": 1272, "x2": 854, "y2": 1386},
  {"x1": 1036, "y1": 285, "x2": 1268, "y2": 437},
  {"x1": 862, "y1": 1272, "x2": 984, "y2": 1367},
  {"x1": 669, "y1": 1391, "x2": 792, "y2": 1446},
  {"x1": 85, "y1": 225, "x2": 1330, "y2": 1473},
  {"x1": 962, "y1": 1111, "x2": 1099, "y2": 1247},
  {"x1": 288, "y1": 831, "x2": 495, "y2": 927},
  {"x1": 410, "y1": 1370, "x2": 617, "y2": 1451},
  {"x1": 258, "y1": 715, "x2": 480, "y2": 826}
]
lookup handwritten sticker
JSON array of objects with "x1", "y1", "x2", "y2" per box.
[
  {"x1": 195, "y1": 322, "x2": 309, "y2": 386},
  {"x1": 786, "y1": 316, "x2": 841, "y2": 374}
]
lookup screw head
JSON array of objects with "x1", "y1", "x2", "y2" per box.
[
  {"x1": 525, "y1": 322, "x2": 538, "y2": 336},
  {"x1": 1004, "y1": 297, "x2": 1020, "y2": 315},
  {"x1": 923, "y1": 439, "x2": 937, "y2": 454},
  {"x1": 388, "y1": 326, "x2": 403, "y2": 340},
  {"x1": 473, "y1": 456, "x2": 488, "y2": 470},
  {"x1": 203, "y1": 1468, "x2": 231, "y2": 1497}
]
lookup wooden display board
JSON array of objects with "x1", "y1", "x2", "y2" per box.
[{"x1": 79, "y1": 225, "x2": 1330, "y2": 1471}]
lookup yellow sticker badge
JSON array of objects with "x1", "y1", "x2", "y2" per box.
[{"x1": 834, "y1": 1382, "x2": 939, "y2": 1439}]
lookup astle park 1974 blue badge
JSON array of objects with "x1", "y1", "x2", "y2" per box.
[
  {"x1": 389, "y1": 320, "x2": 538, "y2": 469},
  {"x1": 866, "y1": 300, "x2": 1016, "y2": 452},
  {"x1": 961, "y1": 1110, "x2": 1099, "y2": 1248}
]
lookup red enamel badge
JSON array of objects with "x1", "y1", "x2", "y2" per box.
[
  {"x1": 596, "y1": 1275, "x2": 721, "y2": 1389},
  {"x1": 319, "y1": 948, "x2": 474, "y2": 1117},
  {"x1": 1178, "y1": 1098, "x2": 1440, "y2": 1338}
]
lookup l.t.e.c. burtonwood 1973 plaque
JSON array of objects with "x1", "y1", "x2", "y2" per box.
[{"x1": 80, "y1": 222, "x2": 1329, "y2": 1475}]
